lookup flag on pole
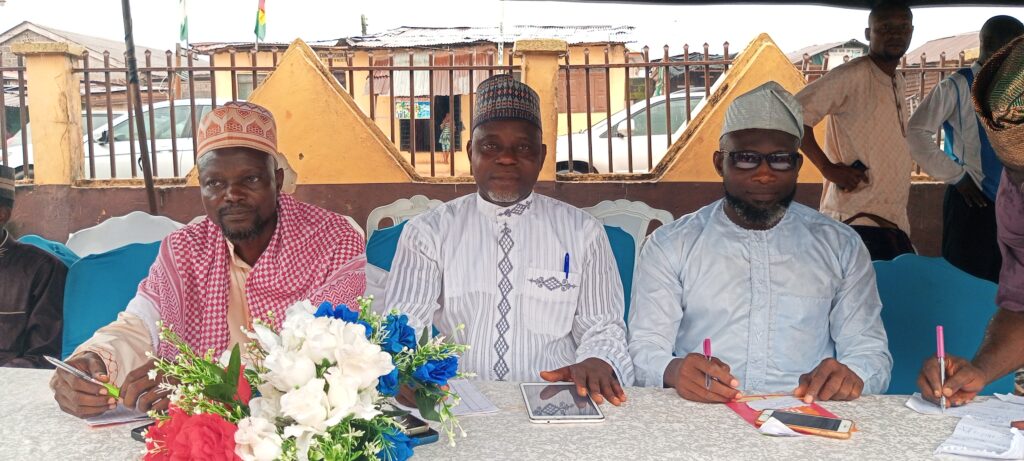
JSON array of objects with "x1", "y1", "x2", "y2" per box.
[
  {"x1": 178, "y1": 0, "x2": 188, "y2": 43},
  {"x1": 254, "y1": 0, "x2": 267, "y2": 41}
]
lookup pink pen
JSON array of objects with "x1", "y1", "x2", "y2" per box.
[
  {"x1": 937, "y1": 326, "x2": 946, "y2": 413},
  {"x1": 703, "y1": 338, "x2": 712, "y2": 390}
]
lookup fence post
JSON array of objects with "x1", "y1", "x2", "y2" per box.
[
  {"x1": 12, "y1": 42, "x2": 85, "y2": 185},
  {"x1": 514, "y1": 39, "x2": 567, "y2": 181}
]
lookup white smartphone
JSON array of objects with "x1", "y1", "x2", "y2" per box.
[
  {"x1": 520, "y1": 383, "x2": 604, "y2": 424},
  {"x1": 757, "y1": 410, "x2": 854, "y2": 439}
]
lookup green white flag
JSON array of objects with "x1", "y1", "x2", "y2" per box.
[{"x1": 179, "y1": 0, "x2": 188, "y2": 43}]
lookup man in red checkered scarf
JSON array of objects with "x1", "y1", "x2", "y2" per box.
[{"x1": 52, "y1": 101, "x2": 366, "y2": 419}]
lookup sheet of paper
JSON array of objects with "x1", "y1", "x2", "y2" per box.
[
  {"x1": 935, "y1": 417, "x2": 1024, "y2": 459},
  {"x1": 448, "y1": 379, "x2": 499, "y2": 416},
  {"x1": 746, "y1": 396, "x2": 807, "y2": 412},
  {"x1": 84, "y1": 404, "x2": 150, "y2": 427},
  {"x1": 392, "y1": 379, "x2": 499, "y2": 421},
  {"x1": 906, "y1": 393, "x2": 1024, "y2": 426},
  {"x1": 995, "y1": 394, "x2": 1024, "y2": 406},
  {"x1": 758, "y1": 417, "x2": 802, "y2": 437}
]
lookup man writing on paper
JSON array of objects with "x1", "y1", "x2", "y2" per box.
[
  {"x1": 628, "y1": 82, "x2": 892, "y2": 403},
  {"x1": 51, "y1": 102, "x2": 367, "y2": 418},
  {"x1": 907, "y1": 16, "x2": 1024, "y2": 282},
  {"x1": 381, "y1": 74, "x2": 633, "y2": 405},
  {"x1": 919, "y1": 36, "x2": 1024, "y2": 404},
  {"x1": 795, "y1": 2, "x2": 916, "y2": 260},
  {"x1": 0, "y1": 165, "x2": 66, "y2": 368}
]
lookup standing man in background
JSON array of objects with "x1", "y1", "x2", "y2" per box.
[
  {"x1": 796, "y1": 1, "x2": 916, "y2": 260},
  {"x1": 907, "y1": 16, "x2": 1024, "y2": 282}
]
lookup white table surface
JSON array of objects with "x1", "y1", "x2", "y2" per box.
[{"x1": 0, "y1": 368, "x2": 963, "y2": 460}]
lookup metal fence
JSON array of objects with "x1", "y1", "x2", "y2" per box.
[
  {"x1": 558, "y1": 43, "x2": 731, "y2": 175},
  {"x1": 3, "y1": 44, "x2": 978, "y2": 182},
  {"x1": 1, "y1": 51, "x2": 29, "y2": 178}
]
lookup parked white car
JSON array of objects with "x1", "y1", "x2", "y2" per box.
[
  {"x1": 5, "y1": 99, "x2": 213, "y2": 179},
  {"x1": 556, "y1": 90, "x2": 706, "y2": 174}
]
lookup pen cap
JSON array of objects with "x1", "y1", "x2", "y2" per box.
[
  {"x1": 703, "y1": 338, "x2": 711, "y2": 356},
  {"x1": 936, "y1": 326, "x2": 945, "y2": 358}
]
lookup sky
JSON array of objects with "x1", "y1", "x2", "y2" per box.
[{"x1": 1, "y1": 1, "x2": 1022, "y2": 57}]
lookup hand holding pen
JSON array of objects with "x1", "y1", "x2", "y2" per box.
[{"x1": 664, "y1": 345, "x2": 742, "y2": 403}]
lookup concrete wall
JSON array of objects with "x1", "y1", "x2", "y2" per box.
[{"x1": 7, "y1": 181, "x2": 946, "y2": 257}]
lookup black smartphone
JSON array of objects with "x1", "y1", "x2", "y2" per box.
[
  {"x1": 850, "y1": 160, "x2": 868, "y2": 171},
  {"x1": 131, "y1": 422, "x2": 155, "y2": 442}
]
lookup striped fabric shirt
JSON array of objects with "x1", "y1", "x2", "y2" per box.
[{"x1": 383, "y1": 192, "x2": 634, "y2": 384}]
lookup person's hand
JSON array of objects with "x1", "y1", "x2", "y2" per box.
[
  {"x1": 663, "y1": 353, "x2": 741, "y2": 403},
  {"x1": 539, "y1": 357, "x2": 627, "y2": 406},
  {"x1": 538, "y1": 384, "x2": 594, "y2": 409},
  {"x1": 823, "y1": 162, "x2": 869, "y2": 191},
  {"x1": 917, "y1": 355, "x2": 986, "y2": 408},
  {"x1": 954, "y1": 176, "x2": 989, "y2": 208},
  {"x1": 1012, "y1": 421, "x2": 1024, "y2": 430},
  {"x1": 50, "y1": 351, "x2": 115, "y2": 418},
  {"x1": 395, "y1": 383, "x2": 450, "y2": 408},
  {"x1": 120, "y1": 360, "x2": 175, "y2": 414},
  {"x1": 793, "y1": 358, "x2": 864, "y2": 403}
]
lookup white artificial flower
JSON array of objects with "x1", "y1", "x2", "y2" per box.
[
  {"x1": 279, "y1": 378, "x2": 330, "y2": 432},
  {"x1": 283, "y1": 425, "x2": 318, "y2": 461},
  {"x1": 234, "y1": 417, "x2": 283, "y2": 461},
  {"x1": 263, "y1": 349, "x2": 317, "y2": 392},
  {"x1": 332, "y1": 322, "x2": 395, "y2": 390},
  {"x1": 351, "y1": 387, "x2": 382, "y2": 420},
  {"x1": 248, "y1": 323, "x2": 282, "y2": 353},
  {"x1": 248, "y1": 396, "x2": 281, "y2": 420},
  {"x1": 280, "y1": 301, "x2": 316, "y2": 350},
  {"x1": 299, "y1": 317, "x2": 340, "y2": 364},
  {"x1": 322, "y1": 367, "x2": 360, "y2": 425}
]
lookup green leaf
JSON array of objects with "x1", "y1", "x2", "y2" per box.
[
  {"x1": 419, "y1": 325, "x2": 431, "y2": 347},
  {"x1": 199, "y1": 360, "x2": 227, "y2": 382},
  {"x1": 414, "y1": 387, "x2": 441, "y2": 421},
  {"x1": 205, "y1": 382, "x2": 236, "y2": 402},
  {"x1": 225, "y1": 345, "x2": 242, "y2": 388}
]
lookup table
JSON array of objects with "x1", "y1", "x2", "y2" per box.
[{"x1": 0, "y1": 368, "x2": 959, "y2": 460}]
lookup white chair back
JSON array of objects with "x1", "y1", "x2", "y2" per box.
[
  {"x1": 66, "y1": 211, "x2": 185, "y2": 257},
  {"x1": 583, "y1": 199, "x2": 674, "y2": 261},
  {"x1": 366, "y1": 195, "x2": 444, "y2": 240}
]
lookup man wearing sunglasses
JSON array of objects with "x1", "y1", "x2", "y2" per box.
[{"x1": 628, "y1": 82, "x2": 891, "y2": 403}]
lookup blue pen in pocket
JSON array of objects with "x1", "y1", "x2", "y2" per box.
[{"x1": 563, "y1": 252, "x2": 570, "y2": 281}]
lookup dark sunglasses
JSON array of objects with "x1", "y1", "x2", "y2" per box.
[{"x1": 718, "y1": 151, "x2": 801, "y2": 172}]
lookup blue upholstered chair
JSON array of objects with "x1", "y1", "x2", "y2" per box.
[
  {"x1": 17, "y1": 234, "x2": 80, "y2": 267},
  {"x1": 364, "y1": 222, "x2": 636, "y2": 323},
  {"x1": 873, "y1": 254, "x2": 1015, "y2": 395},
  {"x1": 61, "y1": 242, "x2": 160, "y2": 358}
]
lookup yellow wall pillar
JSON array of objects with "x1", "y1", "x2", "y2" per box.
[
  {"x1": 13, "y1": 42, "x2": 85, "y2": 184},
  {"x1": 515, "y1": 39, "x2": 567, "y2": 181}
]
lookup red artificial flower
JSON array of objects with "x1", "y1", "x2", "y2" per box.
[
  {"x1": 235, "y1": 365, "x2": 252, "y2": 405},
  {"x1": 144, "y1": 406, "x2": 240, "y2": 461}
]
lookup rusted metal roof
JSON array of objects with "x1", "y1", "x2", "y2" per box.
[
  {"x1": 345, "y1": 25, "x2": 634, "y2": 49},
  {"x1": 905, "y1": 30, "x2": 978, "y2": 64},
  {"x1": 786, "y1": 39, "x2": 867, "y2": 63}
]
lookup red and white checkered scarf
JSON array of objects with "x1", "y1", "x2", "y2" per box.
[{"x1": 139, "y1": 194, "x2": 366, "y2": 359}]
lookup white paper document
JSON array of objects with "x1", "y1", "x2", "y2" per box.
[
  {"x1": 995, "y1": 394, "x2": 1024, "y2": 406},
  {"x1": 746, "y1": 396, "x2": 807, "y2": 412},
  {"x1": 84, "y1": 404, "x2": 150, "y2": 427},
  {"x1": 906, "y1": 393, "x2": 1024, "y2": 426},
  {"x1": 935, "y1": 417, "x2": 1024, "y2": 459},
  {"x1": 393, "y1": 379, "x2": 499, "y2": 420},
  {"x1": 758, "y1": 417, "x2": 803, "y2": 437}
]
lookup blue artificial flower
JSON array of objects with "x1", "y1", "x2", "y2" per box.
[
  {"x1": 377, "y1": 367, "x2": 399, "y2": 396},
  {"x1": 381, "y1": 314, "x2": 418, "y2": 354},
  {"x1": 314, "y1": 301, "x2": 361, "y2": 324},
  {"x1": 378, "y1": 428, "x2": 414, "y2": 461},
  {"x1": 357, "y1": 320, "x2": 374, "y2": 339},
  {"x1": 412, "y1": 356, "x2": 459, "y2": 387}
]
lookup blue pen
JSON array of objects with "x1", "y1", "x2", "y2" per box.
[{"x1": 563, "y1": 252, "x2": 570, "y2": 281}]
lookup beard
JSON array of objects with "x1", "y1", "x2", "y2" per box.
[
  {"x1": 723, "y1": 186, "x2": 796, "y2": 229},
  {"x1": 217, "y1": 205, "x2": 270, "y2": 241},
  {"x1": 486, "y1": 189, "x2": 524, "y2": 204}
]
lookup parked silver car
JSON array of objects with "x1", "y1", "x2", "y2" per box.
[{"x1": 5, "y1": 99, "x2": 212, "y2": 179}]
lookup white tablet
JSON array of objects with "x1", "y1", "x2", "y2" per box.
[{"x1": 520, "y1": 382, "x2": 605, "y2": 424}]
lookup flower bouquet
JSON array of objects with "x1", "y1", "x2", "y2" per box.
[{"x1": 142, "y1": 297, "x2": 468, "y2": 461}]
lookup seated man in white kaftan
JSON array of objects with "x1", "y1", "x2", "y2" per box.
[
  {"x1": 628, "y1": 82, "x2": 892, "y2": 404},
  {"x1": 380, "y1": 74, "x2": 633, "y2": 406}
]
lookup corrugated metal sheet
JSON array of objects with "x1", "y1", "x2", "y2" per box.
[
  {"x1": 346, "y1": 25, "x2": 634, "y2": 49},
  {"x1": 906, "y1": 31, "x2": 978, "y2": 64},
  {"x1": 786, "y1": 39, "x2": 866, "y2": 64}
]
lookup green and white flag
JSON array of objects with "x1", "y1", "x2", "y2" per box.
[{"x1": 178, "y1": 0, "x2": 188, "y2": 43}]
